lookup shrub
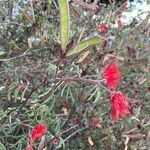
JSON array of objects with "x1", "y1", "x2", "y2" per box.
[{"x1": 0, "y1": 0, "x2": 149, "y2": 149}]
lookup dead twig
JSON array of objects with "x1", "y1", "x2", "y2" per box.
[{"x1": 73, "y1": 0, "x2": 99, "y2": 11}]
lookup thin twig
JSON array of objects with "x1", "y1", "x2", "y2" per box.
[
  {"x1": 60, "y1": 125, "x2": 79, "y2": 135},
  {"x1": 64, "y1": 126, "x2": 87, "y2": 142},
  {"x1": 0, "y1": 46, "x2": 52, "y2": 62},
  {"x1": 15, "y1": 78, "x2": 47, "y2": 118},
  {"x1": 37, "y1": 135, "x2": 46, "y2": 150},
  {"x1": 6, "y1": 21, "x2": 27, "y2": 27},
  {"x1": 0, "y1": 8, "x2": 6, "y2": 18},
  {"x1": 53, "y1": 77, "x2": 111, "y2": 93},
  {"x1": 61, "y1": 114, "x2": 69, "y2": 128}
]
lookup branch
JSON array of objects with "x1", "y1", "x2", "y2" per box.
[
  {"x1": 64, "y1": 126, "x2": 87, "y2": 142},
  {"x1": 0, "y1": 46, "x2": 52, "y2": 62},
  {"x1": 15, "y1": 76, "x2": 111, "y2": 118},
  {"x1": 60, "y1": 125, "x2": 79, "y2": 135},
  {"x1": 53, "y1": 77, "x2": 111, "y2": 93},
  {"x1": 38, "y1": 76, "x2": 111, "y2": 100},
  {"x1": 15, "y1": 78, "x2": 47, "y2": 118}
]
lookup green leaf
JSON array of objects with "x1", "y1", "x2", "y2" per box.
[
  {"x1": 30, "y1": 1, "x2": 35, "y2": 22},
  {"x1": 14, "y1": 89, "x2": 20, "y2": 102},
  {"x1": 0, "y1": 51, "x2": 5, "y2": 56},
  {"x1": 66, "y1": 36, "x2": 101, "y2": 57},
  {"x1": 58, "y1": 0, "x2": 70, "y2": 52},
  {"x1": 0, "y1": 142, "x2": 6, "y2": 150},
  {"x1": 48, "y1": 0, "x2": 52, "y2": 8},
  {"x1": 56, "y1": 137, "x2": 65, "y2": 149},
  {"x1": 93, "y1": 89, "x2": 102, "y2": 104}
]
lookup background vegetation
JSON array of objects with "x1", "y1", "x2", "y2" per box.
[{"x1": 0, "y1": 0, "x2": 150, "y2": 149}]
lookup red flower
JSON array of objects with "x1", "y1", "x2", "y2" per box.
[
  {"x1": 25, "y1": 144, "x2": 33, "y2": 150},
  {"x1": 102, "y1": 62, "x2": 121, "y2": 88},
  {"x1": 91, "y1": 117, "x2": 99, "y2": 128},
  {"x1": 98, "y1": 24, "x2": 108, "y2": 33},
  {"x1": 63, "y1": 102, "x2": 70, "y2": 109},
  {"x1": 29, "y1": 124, "x2": 47, "y2": 142},
  {"x1": 147, "y1": 86, "x2": 150, "y2": 91},
  {"x1": 110, "y1": 91, "x2": 129, "y2": 121}
]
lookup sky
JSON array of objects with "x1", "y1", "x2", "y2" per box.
[{"x1": 121, "y1": 0, "x2": 150, "y2": 25}]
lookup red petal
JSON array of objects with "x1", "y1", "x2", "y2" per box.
[
  {"x1": 102, "y1": 62, "x2": 121, "y2": 88},
  {"x1": 98, "y1": 24, "x2": 108, "y2": 32},
  {"x1": 25, "y1": 144, "x2": 33, "y2": 150},
  {"x1": 117, "y1": 92, "x2": 129, "y2": 117},
  {"x1": 29, "y1": 124, "x2": 47, "y2": 142},
  {"x1": 91, "y1": 117, "x2": 99, "y2": 128},
  {"x1": 111, "y1": 93, "x2": 120, "y2": 120},
  {"x1": 110, "y1": 91, "x2": 129, "y2": 121}
]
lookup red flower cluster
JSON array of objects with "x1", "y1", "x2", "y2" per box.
[
  {"x1": 102, "y1": 62, "x2": 130, "y2": 120},
  {"x1": 25, "y1": 124, "x2": 47, "y2": 149},
  {"x1": 102, "y1": 62, "x2": 121, "y2": 89},
  {"x1": 25, "y1": 144, "x2": 33, "y2": 150},
  {"x1": 29, "y1": 124, "x2": 47, "y2": 142},
  {"x1": 91, "y1": 117, "x2": 99, "y2": 128},
  {"x1": 110, "y1": 91, "x2": 129, "y2": 121},
  {"x1": 98, "y1": 24, "x2": 108, "y2": 33}
]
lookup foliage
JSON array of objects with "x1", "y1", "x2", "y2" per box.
[{"x1": 0, "y1": 0, "x2": 150, "y2": 150}]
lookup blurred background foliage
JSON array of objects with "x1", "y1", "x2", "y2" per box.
[{"x1": 0, "y1": 0, "x2": 150, "y2": 149}]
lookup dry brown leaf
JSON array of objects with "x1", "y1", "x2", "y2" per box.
[
  {"x1": 28, "y1": 39, "x2": 32, "y2": 49},
  {"x1": 88, "y1": 136, "x2": 94, "y2": 146},
  {"x1": 76, "y1": 51, "x2": 90, "y2": 63},
  {"x1": 102, "y1": 53, "x2": 115, "y2": 65}
]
